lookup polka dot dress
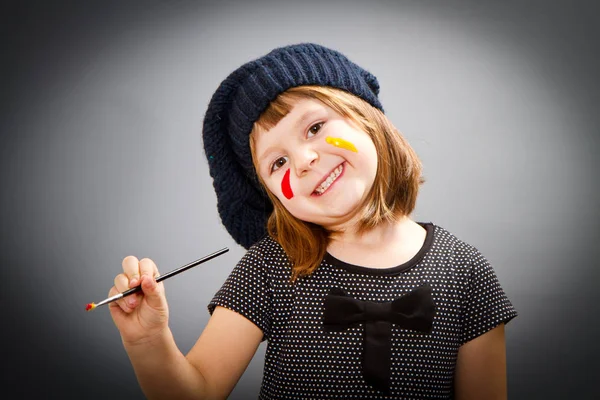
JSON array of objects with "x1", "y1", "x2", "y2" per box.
[{"x1": 208, "y1": 223, "x2": 517, "y2": 399}]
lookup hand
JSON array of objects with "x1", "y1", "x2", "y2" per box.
[{"x1": 108, "y1": 256, "x2": 169, "y2": 345}]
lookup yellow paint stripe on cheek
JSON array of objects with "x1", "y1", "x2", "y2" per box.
[{"x1": 326, "y1": 136, "x2": 358, "y2": 152}]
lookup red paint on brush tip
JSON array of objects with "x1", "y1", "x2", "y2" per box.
[
  {"x1": 281, "y1": 169, "x2": 294, "y2": 199},
  {"x1": 85, "y1": 303, "x2": 96, "y2": 311}
]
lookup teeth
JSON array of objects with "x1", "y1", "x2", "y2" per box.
[{"x1": 314, "y1": 165, "x2": 343, "y2": 195}]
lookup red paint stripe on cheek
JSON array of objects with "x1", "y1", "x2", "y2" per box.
[{"x1": 281, "y1": 169, "x2": 294, "y2": 199}]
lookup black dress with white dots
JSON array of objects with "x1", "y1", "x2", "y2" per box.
[{"x1": 208, "y1": 222, "x2": 517, "y2": 399}]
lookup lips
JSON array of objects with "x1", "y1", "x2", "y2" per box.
[{"x1": 313, "y1": 164, "x2": 344, "y2": 195}]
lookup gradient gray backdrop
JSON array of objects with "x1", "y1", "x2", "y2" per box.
[{"x1": 2, "y1": 0, "x2": 599, "y2": 398}]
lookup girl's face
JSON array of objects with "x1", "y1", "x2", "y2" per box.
[{"x1": 253, "y1": 98, "x2": 378, "y2": 230}]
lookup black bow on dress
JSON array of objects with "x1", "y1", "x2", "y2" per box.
[{"x1": 323, "y1": 284, "x2": 436, "y2": 393}]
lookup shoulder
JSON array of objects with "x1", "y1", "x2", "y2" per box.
[
  {"x1": 237, "y1": 236, "x2": 292, "y2": 279},
  {"x1": 247, "y1": 235, "x2": 286, "y2": 256},
  {"x1": 245, "y1": 235, "x2": 288, "y2": 264},
  {"x1": 426, "y1": 223, "x2": 493, "y2": 275},
  {"x1": 428, "y1": 223, "x2": 483, "y2": 257}
]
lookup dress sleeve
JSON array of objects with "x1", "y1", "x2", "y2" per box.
[
  {"x1": 207, "y1": 244, "x2": 272, "y2": 341},
  {"x1": 460, "y1": 247, "x2": 517, "y2": 345}
]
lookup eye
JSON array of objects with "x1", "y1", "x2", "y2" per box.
[
  {"x1": 270, "y1": 156, "x2": 289, "y2": 173},
  {"x1": 307, "y1": 122, "x2": 323, "y2": 138}
]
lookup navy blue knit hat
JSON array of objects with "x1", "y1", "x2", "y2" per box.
[{"x1": 202, "y1": 43, "x2": 383, "y2": 249}]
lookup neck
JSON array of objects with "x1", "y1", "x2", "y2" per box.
[
  {"x1": 329, "y1": 215, "x2": 418, "y2": 248},
  {"x1": 326, "y1": 216, "x2": 427, "y2": 269}
]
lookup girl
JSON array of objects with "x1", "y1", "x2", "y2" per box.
[{"x1": 108, "y1": 43, "x2": 517, "y2": 399}]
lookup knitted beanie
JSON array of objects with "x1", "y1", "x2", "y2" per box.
[{"x1": 202, "y1": 43, "x2": 383, "y2": 249}]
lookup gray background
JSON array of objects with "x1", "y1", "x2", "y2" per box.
[{"x1": 2, "y1": 0, "x2": 599, "y2": 398}]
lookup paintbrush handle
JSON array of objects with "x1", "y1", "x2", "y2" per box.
[
  {"x1": 87, "y1": 247, "x2": 229, "y2": 310},
  {"x1": 120, "y1": 247, "x2": 229, "y2": 298},
  {"x1": 120, "y1": 284, "x2": 143, "y2": 298}
]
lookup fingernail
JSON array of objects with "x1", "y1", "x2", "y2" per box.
[
  {"x1": 127, "y1": 297, "x2": 136, "y2": 307},
  {"x1": 130, "y1": 277, "x2": 139, "y2": 287}
]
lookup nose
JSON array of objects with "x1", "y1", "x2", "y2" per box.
[{"x1": 293, "y1": 145, "x2": 318, "y2": 176}]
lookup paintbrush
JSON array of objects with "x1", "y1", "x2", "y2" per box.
[{"x1": 85, "y1": 247, "x2": 229, "y2": 311}]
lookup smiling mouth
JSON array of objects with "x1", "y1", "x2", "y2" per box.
[{"x1": 313, "y1": 164, "x2": 344, "y2": 195}]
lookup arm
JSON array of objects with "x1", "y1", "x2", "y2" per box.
[
  {"x1": 124, "y1": 306, "x2": 263, "y2": 400},
  {"x1": 187, "y1": 306, "x2": 264, "y2": 399},
  {"x1": 454, "y1": 323, "x2": 507, "y2": 400}
]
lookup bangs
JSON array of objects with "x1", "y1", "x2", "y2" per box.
[{"x1": 253, "y1": 92, "x2": 302, "y2": 134}]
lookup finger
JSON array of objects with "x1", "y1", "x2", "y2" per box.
[
  {"x1": 108, "y1": 285, "x2": 133, "y2": 314},
  {"x1": 108, "y1": 285, "x2": 120, "y2": 298},
  {"x1": 113, "y1": 274, "x2": 140, "y2": 311},
  {"x1": 122, "y1": 255, "x2": 141, "y2": 288},
  {"x1": 138, "y1": 259, "x2": 164, "y2": 309},
  {"x1": 139, "y1": 258, "x2": 159, "y2": 280},
  {"x1": 139, "y1": 273, "x2": 167, "y2": 310},
  {"x1": 107, "y1": 285, "x2": 128, "y2": 318},
  {"x1": 114, "y1": 273, "x2": 130, "y2": 293}
]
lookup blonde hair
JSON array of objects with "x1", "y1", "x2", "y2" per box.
[{"x1": 249, "y1": 86, "x2": 424, "y2": 281}]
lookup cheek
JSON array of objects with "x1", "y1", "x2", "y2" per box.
[
  {"x1": 326, "y1": 136, "x2": 358, "y2": 153},
  {"x1": 281, "y1": 169, "x2": 294, "y2": 199}
]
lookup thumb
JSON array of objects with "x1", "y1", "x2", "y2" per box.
[{"x1": 139, "y1": 274, "x2": 167, "y2": 310}]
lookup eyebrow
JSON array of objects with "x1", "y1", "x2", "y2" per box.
[
  {"x1": 257, "y1": 143, "x2": 278, "y2": 168},
  {"x1": 295, "y1": 108, "x2": 318, "y2": 132},
  {"x1": 257, "y1": 106, "x2": 325, "y2": 166}
]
